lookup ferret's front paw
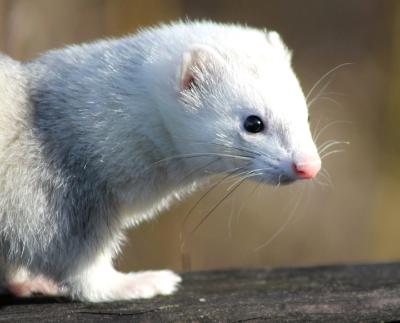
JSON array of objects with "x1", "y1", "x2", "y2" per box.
[
  {"x1": 75, "y1": 269, "x2": 182, "y2": 302},
  {"x1": 118, "y1": 270, "x2": 182, "y2": 299}
]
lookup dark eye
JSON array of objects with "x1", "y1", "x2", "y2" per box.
[
  {"x1": 308, "y1": 115, "x2": 311, "y2": 123},
  {"x1": 244, "y1": 115, "x2": 264, "y2": 133}
]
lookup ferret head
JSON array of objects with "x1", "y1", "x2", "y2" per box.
[{"x1": 170, "y1": 26, "x2": 320, "y2": 185}]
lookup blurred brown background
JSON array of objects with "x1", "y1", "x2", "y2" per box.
[{"x1": 0, "y1": 0, "x2": 399, "y2": 272}]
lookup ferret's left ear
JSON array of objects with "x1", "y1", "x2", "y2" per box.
[
  {"x1": 179, "y1": 45, "x2": 224, "y2": 91},
  {"x1": 267, "y1": 31, "x2": 292, "y2": 61}
]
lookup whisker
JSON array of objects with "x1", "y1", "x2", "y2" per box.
[
  {"x1": 181, "y1": 168, "x2": 243, "y2": 226},
  {"x1": 226, "y1": 169, "x2": 267, "y2": 191},
  {"x1": 223, "y1": 169, "x2": 257, "y2": 186},
  {"x1": 320, "y1": 149, "x2": 345, "y2": 160},
  {"x1": 229, "y1": 181, "x2": 263, "y2": 239},
  {"x1": 254, "y1": 184, "x2": 305, "y2": 252},
  {"x1": 150, "y1": 152, "x2": 252, "y2": 168},
  {"x1": 176, "y1": 158, "x2": 220, "y2": 186},
  {"x1": 140, "y1": 152, "x2": 252, "y2": 178},
  {"x1": 172, "y1": 138, "x2": 261, "y2": 159},
  {"x1": 313, "y1": 176, "x2": 330, "y2": 187},
  {"x1": 318, "y1": 141, "x2": 350, "y2": 155},
  {"x1": 322, "y1": 91, "x2": 348, "y2": 97},
  {"x1": 314, "y1": 96, "x2": 344, "y2": 109},
  {"x1": 228, "y1": 194, "x2": 236, "y2": 239},
  {"x1": 189, "y1": 175, "x2": 253, "y2": 235},
  {"x1": 210, "y1": 139, "x2": 280, "y2": 163},
  {"x1": 213, "y1": 138, "x2": 279, "y2": 162},
  {"x1": 311, "y1": 118, "x2": 322, "y2": 140},
  {"x1": 236, "y1": 181, "x2": 263, "y2": 223},
  {"x1": 208, "y1": 142, "x2": 261, "y2": 157},
  {"x1": 226, "y1": 172, "x2": 264, "y2": 191},
  {"x1": 322, "y1": 168, "x2": 333, "y2": 185},
  {"x1": 306, "y1": 63, "x2": 353, "y2": 103},
  {"x1": 314, "y1": 120, "x2": 351, "y2": 143},
  {"x1": 179, "y1": 167, "x2": 245, "y2": 250},
  {"x1": 318, "y1": 139, "x2": 336, "y2": 151},
  {"x1": 307, "y1": 76, "x2": 334, "y2": 109},
  {"x1": 274, "y1": 174, "x2": 283, "y2": 191},
  {"x1": 316, "y1": 168, "x2": 333, "y2": 187},
  {"x1": 317, "y1": 139, "x2": 342, "y2": 150}
]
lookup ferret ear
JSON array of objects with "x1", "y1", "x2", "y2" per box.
[
  {"x1": 267, "y1": 31, "x2": 292, "y2": 61},
  {"x1": 179, "y1": 45, "x2": 223, "y2": 91}
]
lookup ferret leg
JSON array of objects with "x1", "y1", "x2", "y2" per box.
[{"x1": 68, "y1": 254, "x2": 182, "y2": 302}]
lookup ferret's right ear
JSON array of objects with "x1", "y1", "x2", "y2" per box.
[
  {"x1": 179, "y1": 45, "x2": 223, "y2": 91},
  {"x1": 266, "y1": 31, "x2": 292, "y2": 61}
]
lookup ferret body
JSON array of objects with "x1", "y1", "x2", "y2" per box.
[{"x1": 0, "y1": 21, "x2": 321, "y2": 302}]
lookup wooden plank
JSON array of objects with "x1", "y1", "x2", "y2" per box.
[{"x1": 1, "y1": 262, "x2": 400, "y2": 322}]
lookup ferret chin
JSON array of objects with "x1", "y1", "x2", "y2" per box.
[{"x1": 0, "y1": 21, "x2": 320, "y2": 302}]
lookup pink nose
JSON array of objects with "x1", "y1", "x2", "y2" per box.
[{"x1": 292, "y1": 159, "x2": 321, "y2": 179}]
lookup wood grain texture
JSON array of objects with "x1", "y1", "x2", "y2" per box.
[{"x1": 1, "y1": 262, "x2": 400, "y2": 322}]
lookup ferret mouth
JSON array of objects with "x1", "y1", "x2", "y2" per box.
[
  {"x1": 274, "y1": 175, "x2": 296, "y2": 185},
  {"x1": 248, "y1": 172, "x2": 296, "y2": 186},
  {"x1": 266, "y1": 174, "x2": 296, "y2": 186}
]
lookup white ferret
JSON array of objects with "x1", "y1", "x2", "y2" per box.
[{"x1": 0, "y1": 21, "x2": 321, "y2": 302}]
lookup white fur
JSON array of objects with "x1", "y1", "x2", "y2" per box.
[{"x1": 0, "y1": 21, "x2": 319, "y2": 302}]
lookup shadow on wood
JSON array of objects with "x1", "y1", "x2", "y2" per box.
[{"x1": 1, "y1": 262, "x2": 400, "y2": 322}]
